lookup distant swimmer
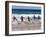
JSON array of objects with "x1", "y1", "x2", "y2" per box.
[
  {"x1": 13, "y1": 16, "x2": 17, "y2": 21},
  {"x1": 27, "y1": 16, "x2": 30, "y2": 22},
  {"x1": 21, "y1": 16, "x2": 23, "y2": 22}
]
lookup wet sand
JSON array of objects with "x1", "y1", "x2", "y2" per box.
[{"x1": 12, "y1": 22, "x2": 41, "y2": 31}]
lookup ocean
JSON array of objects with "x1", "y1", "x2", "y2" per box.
[{"x1": 12, "y1": 9, "x2": 41, "y2": 14}]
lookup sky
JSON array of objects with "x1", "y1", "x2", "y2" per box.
[{"x1": 12, "y1": 6, "x2": 41, "y2": 10}]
